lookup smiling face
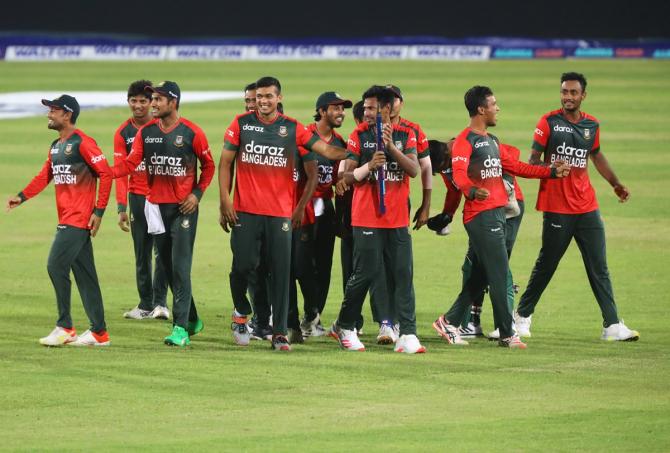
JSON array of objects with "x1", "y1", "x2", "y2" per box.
[
  {"x1": 480, "y1": 95, "x2": 500, "y2": 127},
  {"x1": 47, "y1": 106, "x2": 69, "y2": 130},
  {"x1": 324, "y1": 104, "x2": 346, "y2": 128},
  {"x1": 128, "y1": 95, "x2": 151, "y2": 120},
  {"x1": 150, "y1": 93, "x2": 176, "y2": 119},
  {"x1": 244, "y1": 88, "x2": 257, "y2": 112},
  {"x1": 560, "y1": 79, "x2": 586, "y2": 113},
  {"x1": 255, "y1": 86, "x2": 282, "y2": 117}
]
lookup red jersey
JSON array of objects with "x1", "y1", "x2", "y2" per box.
[
  {"x1": 501, "y1": 144, "x2": 525, "y2": 202},
  {"x1": 440, "y1": 170, "x2": 463, "y2": 216},
  {"x1": 532, "y1": 109, "x2": 600, "y2": 214},
  {"x1": 113, "y1": 118, "x2": 150, "y2": 211},
  {"x1": 348, "y1": 122, "x2": 417, "y2": 229},
  {"x1": 114, "y1": 118, "x2": 214, "y2": 204},
  {"x1": 19, "y1": 129, "x2": 112, "y2": 229},
  {"x1": 452, "y1": 128, "x2": 551, "y2": 224},
  {"x1": 399, "y1": 117, "x2": 429, "y2": 159},
  {"x1": 223, "y1": 111, "x2": 318, "y2": 218}
]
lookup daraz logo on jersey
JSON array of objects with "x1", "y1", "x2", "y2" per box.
[
  {"x1": 148, "y1": 154, "x2": 186, "y2": 177},
  {"x1": 383, "y1": 161, "x2": 405, "y2": 182},
  {"x1": 241, "y1": 140, "x2": 288, "y2": 168},
  {"x1": 551, "y1": 142, "x2": 588, "y2": 168},
  {"x1": 51, "y1": 164, "x2": 77, "y2": 184},
  {"x1": 481, "y1": 155, "x2": 502, "y2": 179}
]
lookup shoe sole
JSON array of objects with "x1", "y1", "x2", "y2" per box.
[
  {"x1": 603, "y1": 335, "x2": 640, "y2": 342},
  {"x1": 71, "y1": 341, "x2": 110, "y2": 347},
  {"x1": 395, "y1": 346, "x2": 427, "y2": 354},
  {"x1": 164, "y1": 339, "x2": 189, "y2": 347}
]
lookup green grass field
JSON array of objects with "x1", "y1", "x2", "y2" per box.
[{"x1": 1, "y1": 60, "x2": 669, "y2": 452}]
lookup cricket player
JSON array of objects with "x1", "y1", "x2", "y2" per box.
[
  {"x1": 432, "y1": 85, "x2": 569, "y2": 349},
  {"x1": 113, "y1": 81, "x2": 215, "y2": 347},
  {"x1": 115, "y1": 80, "x2": 170, "y2": 321},
  {"x1": 219, "y1": 76, "x2": 348, "y2": 352},
  {"x1": 515, "y1": 72, "x2": 639, "y2": 341},
  {"x1": 7, "y1": 95, "x2": 113, "y2": 346},
  {"x1": 330, "y1": 86, "x2": 425, "y2": 354}
]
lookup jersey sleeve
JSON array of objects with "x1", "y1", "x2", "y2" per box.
[
  {"x1": 346, "y1": 130, "x2": 361, "y2": 163},
  {"x1": 80, "y1": 136, "x2": 112, "y2": 216},
  {"x1": 18, "y1": 151, "x2": 53, "y2": 202},
  {"x1": 404, "y1": 129, "x2": 417, "y2": 155},
  {"x1": 223, "y1": 117, "x2": 241, "y2": 151},
  {"x1": 591, "y1": 126, "x2": 601, "y2": 155},
  {"x1": 532, "y1": 116, "x2": 550, "y2": 153},
  {"x1": 451, "y1": 136, "x2": 476, "y2": 199},
  {"x1": 113, "y1": 129, "x2": 129, "y2": 212},
  {"x1": 416, "y1": 125, "x2": 429, "y2": 158},
  {"x1": 500, "y1": 143, "x2": 552, "y2": 180},
  {"x1": 113, "y1": 129, "x2": 144, "y2": 178},
  {"x1": 440, "y1": 173, "x2": 462, "y2": 216},
  {"x1": 192, "y1": 128, "x2": 215, "y2": 200},
  {"x1": 296, "y1": 121, "x2": 320, "y2": 150}
]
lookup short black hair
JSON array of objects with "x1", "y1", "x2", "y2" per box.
[
  {"x1": 352, "y1": 100, "x2": 364, "y2": 123},
  {"x1": 277, "y1": 102, "x2": 284, "y2": 114},
  {"x1": 428, "y1": 140, "x2": 448, "y2": 174},
  {"x1": 256, "y1": 76, "x2": 281, "y2": 93},
  {"x1": 561, "y1": 72, "x2": 587, "y2": 92},
  {"x1": 127, "y1": 80, "x2": 152, "y2": 99},
  {"x1": 464, "y1": 85, "x2": 494, "y2": 117},
  {"x1": 244, "y1": 82, "x2": 257, "y2": 92},
  {"x1": 362, "y1": 85, "x2": 395, "y2": 109},
  {"x1": 314, "y1": 107, "x2": 324, "y2": 122}
]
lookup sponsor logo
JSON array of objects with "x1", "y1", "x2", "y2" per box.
[
  {"x1": 126, "y1": 136, "x2": 135, "y2": 145},
  {"x1": 363, "y1": 141, "x2": 376, "y2": 149},
  {"x1": 474, "y1": 141, "x2": 489, "y2": 148},
  {"x1": 347, "y1": 139, "x2": 358, "y2": 148},
  {"x1": 318, "y1": 164, "x2": 333, "y2": 184},
  {"x1": 148, "y1": 154, "x2": 186, "y2": 176},
  {"x1": 278, "y1": 126, "x2": 288, "y2": 137},
  {"x1": 535, "y1": 128, "x2": 544, "y2": 137},
  {"x1": 65, "y1": 143, "x2": 73, "y2": 155},
  {"x1": 244, "y1": 140, "x2": 285, "y2": 157},
  {"x1": 91, "y1": 154, "x2": 106, "y2": 164},
  {"x1": 242, "y1": 124, "x2": 264, "y2": 132},
  {"x1": 51, "y1": 163, "x2": 77, "y2": 184},
  {"x1": 551, "y1": 142, "x2": 588, "y2": 168},
  {"x1": 452, "y1": 156, "x2": 467, "y2": 163},
  {"x1": 490, "y1": 227, "x2": 501, "y2": 232},
  {"x1": 227, "y1": 130, "x2": 234, "y2": 137},
  {"x1": 181, "y1": 218, "x2": 190, "y2": 229},
  {"x1": 553, "y1": 125, "x2": 573, "y2": 133},
  {"x1": 145, "y1": 136, "x2": 163, "y2": 144},
  {"x1": 281, "y1": 222, "x2": 289, "y2": 232},
  {"x1": 362, "y1": 230, "x2": 373, "y2": 235},
  {"x1": 50, "y1": 147, "x2": 59, "y2": 155},
  {"x1": 480, "y1": 155, "x2": 502, "y2": 179},
  {"x1": 550, "y1": 223, "x2": 562, "y2": 228},
  {"x1": 174, "y1": 135, "x2": 183, "y2": 147},
  {"x1": 150, "y1": 155, "x2": 182, "y2": 166}
]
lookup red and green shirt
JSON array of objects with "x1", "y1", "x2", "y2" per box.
[
  {"x1": 399, "y1": 117, "x2": 429, "y2": 159},
  {"x1": 347, "y1": 122, "x2": 417, "y2": 229},
  {"x1": 114, "y1": 118, "x2": 215, "y2": 204},
  {"x1": 224, "y1": 111, "x2": 318, "y2": 218},
  {"x1": 19, "y1": 129, "x2": 112, "y2": 229},
  {"x1": 305, "y1": 123, "x2": 346, "y2": 200},
  {"x1": 113, "y1": 118, "x2": 150, "y2": 212},
  {"x1": 532, "y1": 109, "x2": 600, "y2": 214}
]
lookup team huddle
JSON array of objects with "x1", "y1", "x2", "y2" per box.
[{"x1": 6, "y1": 72, "x2": 640, "y2": 353}]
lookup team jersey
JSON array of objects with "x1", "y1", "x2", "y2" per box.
[
  {"x1": 305, "y1": 123, "x2": 345, "y2": 199},
  {"x1": 113, "y1": 118, "x2": 150, "y2": 212},
  {"x1": 440, "y1": 169, "x2": 463, "y2": 216},
  {"x1": 452, "y1": 128, "x2": 551, "y2": 224},
  {"x1": 501, "y1": 144, "x2": 524, "y2": 202},
  {"x1": 223, "y1": 111, "x2": 318, "y2": 218},
  {"x1": 399, "y1": 117, "x2": 429, "y2": 159},
  {"x1": 532, "y1": 109, "x2": 600, "y2": 214},
  {"x1": 348, "y1": 122, "x2": 417, "y2": 228},
  {"x1": 19, "y1": 129, "x2": 112, "y2": 229},
  {"x1": 114, "y1": 118, "x2": 215, "y2": 204}
]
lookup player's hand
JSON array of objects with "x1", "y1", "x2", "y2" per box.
[
  {"x1": 474, "y1": 187, "x2": 489, "y2": 201},
  {"x1": 614, "y1": 184, "x2": 630, "y2": 203},
  {"x1": 412, "y1": 204, "x2": 430, "y2": 230},
  {"x1": 88, "y1": 214, "x2": 102, "y2": 237},
  {"x1": 367, "y1": 151, "x2": 386, "y2": 171},
  {"x1": 179, "y1": 193, "x2": 199, "y2": 215},
  {"x1": 290, "y1": 208, "x2": 304, "y2": 229},
  {"x1": 219, "y1": 199, "x2": 238, "y2": 233},
  {"x1": 118, "y1": 212, "x2": 130, "y2": 232},
  {"x1": 6, "y1": 196, "x2": 21, "y2": 212},
  {"x1": 427, "y1": 212, "x2": 453, "y2": 232},
  {"x1": 335, "y1": 179, "x2": 349, "y2": 196},
  {"x1": 382, "y1": 123, "x2": 394, "y2": 150},
  {"x1": 551, "y1": 160, "x2": 570, "y2": 177}
]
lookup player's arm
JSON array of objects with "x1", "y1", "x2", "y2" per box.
[
  {"x1": 413, "y1": 155, "x2": 432, "y2": 229},
  {"x1": 501, "y1": 143, "x2": 568, "y2": 179},
  {"x1": 113, "y1": 129, "x2": 144, "y2": 179},
  {"x1": 529, "y1": 117, "x2": 550, "y2": 165},
  {"x1": 219, "y1": 119, "x2": 241, "y2": 232},
  {"x1": 6, "y1": 154, "x2": 53, "y2": 212},
  {"x1": 293, "y1": 156, "x2": 318, "y2": 229},
  {"x1": 589, "y1": 129, "x2": 629, "y2": 202},
  {"x1": 296, "y1": 123, "x2": 347, "y2": 161},
  {"x1": 451, "y1": 137, "x2": 487, "y2": 201},
  {"x1": 80, "y1": 137, "x2": 113, "y2": 237},
  {"x1": 382, "y1": 125, "x2": 418, "y2": 177},
  {"x1": 113, "y1": 131, "x2": 130, "y2": 232},
  {"x1": 179, "y1": 130, "x2": 215, "y2": 215}
]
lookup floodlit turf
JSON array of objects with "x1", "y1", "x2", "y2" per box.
[{"x1": 1, "y1": 60, "x2": 669, "y2": 451}]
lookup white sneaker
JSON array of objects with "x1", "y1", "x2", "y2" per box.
[
  {"x1": 498, "y1": 334, "x2": 527, "y2": 349},
  {"x1": 70, "y1": 329, "x2": 110, "y2": 346},
  {"x1": 300, "y1": 313, "x2": 322, "y2": 339},
  {"x1": 231, "y1": 315, "x2": 251, "y2": 346},
  {"x1": 377, "y1": 323, "x2": 398, "y2": 344},
  {"x1": 487, "y1": 328, "x2": 500, "y2": 340},
  {"x1": 150, "y1": 305, "x2": 170, "y2": 320},
  {"x1": 394, "y1": 334, "x2": 426, "y2": 354},
  {"x1": 432, "y1": 315, "x2": 469, "y2": 345},
  {"x1": 39, "y1": 326, "x2": 78, "y2": 346},
  {"x1": 601, "y1": 320, "x2": 640, "y2": 341},
  {"x1": 514, "y1": 311, "x2": 532, "y2": 337},
  {"x1": 124, "y1": 306, "x2": 152, "y2": 319},
  {"x1": 328, "y1": 322, "x2": 365, "y2": 351},
  {"x1": 458, "y1": 322, "x2": 483, "y2": 338}
]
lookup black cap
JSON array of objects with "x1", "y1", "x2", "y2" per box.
[
  {"x1": 147, "y1": 81, "x2": 180, "y2": 101},
  {"x1": 41, "y1": 95, "x2": 80, "y2": 122},
  {"x1": 386, "y1": 84, "x2": 403, "y2": 101},
  {"x1": 315, "y1": 91, "x2": 353, "y2": 110}
]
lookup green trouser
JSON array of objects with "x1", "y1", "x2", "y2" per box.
[
  {"x1": 128, "y1": 193, "x2": 168, "y2": 311},
  {"x1": 445, "y1": 208, "x2": 514, "y2": 338},
  {"x1": 230, "y1": 212, "x2": 292, "y2": 335},
  {"x1": 48, "y1": 225, "x2": 106, "y2": 332},
  {"x1": 517, "y1": 209, "x2": 619, "y2": 326},
  {"x1": 461, "y1": 200, "x2": 525, "y2": 327},
  {"x1": 288, "y1": 224, "x2": 320, "y2": 328},
  {"x1": 337, "y1": 226, "x2": 416, "y2": 336},
  {"x1": 247, "y1": 259, "x2": 271, "y2": 329},
  {"x1": 313, "y1": 198, "x2": 336, "y2": 314},
  {"x1": 154, "y1": 204, "x2": 199, "y2": 329}
]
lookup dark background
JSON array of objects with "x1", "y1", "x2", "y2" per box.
[{"x1": 2, "y1": 0, "x2": 668, "y2": 39}]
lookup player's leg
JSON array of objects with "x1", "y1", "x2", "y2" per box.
[
  {"x1": 128, "y1": 193, "x2": 154, "y2": 312},
  {"x1": 385, "y1": 227, "x2": 416, "y2": 336},
  {"x1": 295, "y1": 224, "x2": 320, "y2": 322},
  {"x1": 516, "y1": 212, "x2": 576, "y2": 318},
  {"x1": 314, "y1": 198, "x2": 336, "y2": 314},
  {"x1": 264, "y1": 216, "x2": 293, "y2": 342},
  {"x1": 229, "y1": 212, "x2": 263, "y2": 317},
  {"x1": 167, "y1": 205, "x2": 198, "y2": 329}
]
